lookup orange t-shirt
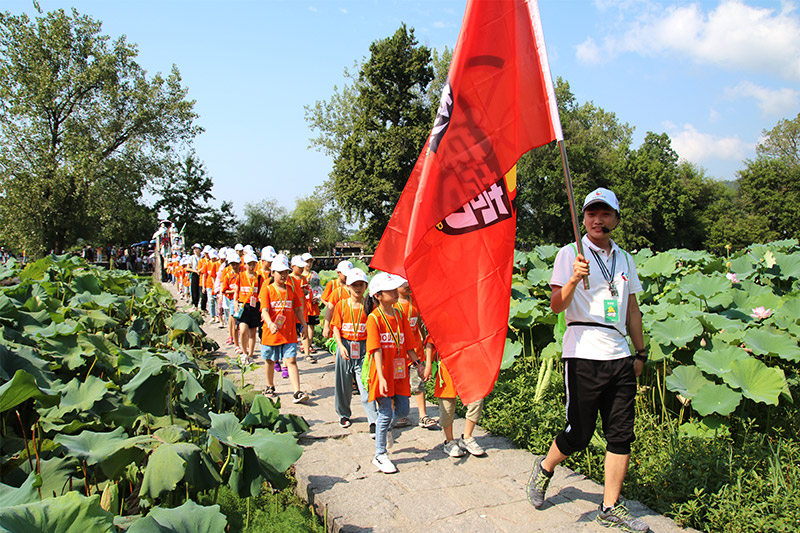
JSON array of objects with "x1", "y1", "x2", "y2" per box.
[
  {"x1": 203, "y1": 260, "x2": 219, "y2": 289},
  {"x1": 322, "y1": 279, "x2": 348, "y2": 308},
  {"x1": 395, "y1": 300, "x2": 423, "y2": 359},
  {"x1": 259, "y1": 282, "x2": 303, "y2": 346},
  {"x1": 330, "y1": 299, "x2": 368, "y2": 341},
  {"x1": 303, "y1": 271, "x2": 321, "y2": 317},
  {"x1": 366, "y1": 308, "x2": 419, "y2": 401},
  {"x1": 426, "y1": 337, "x2": 457, "y2": 399},
  {"x1": 220, "y1": 265, "x2": 237, "y2": 298},
  {"x1": 197, "y1": 257, "x2": 208, "y2": 285},
  {"x1": 234, "y1": 271, "x2": 263, "y2": 304},
  {"x1": 288, "y1": 274, "x2": 308, "y2": 319}
]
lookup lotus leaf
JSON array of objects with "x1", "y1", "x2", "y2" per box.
[
  {"x1": 0, "y1": 369, "x2": 57, "y2": 412},
  {"x1": 742, "y1": 328, "x2": 800, "y2": 362},
  {"x1": 122, "y1": 354, "x2": 171, "y2": 414},
  {"x1": 679, "y1": 272, "x2": 730, "y2": 300},
  {"x1": 241, "y1": 395, "x2": 280, "y2": 428},
  {"x1": 694, "y1": 345, "x2": 750, "y2": 378},
  {"x1": 72, "y1": 274, "x2": 103, "y2": 295},
  {"x1": 696, "y1": 313, "x2": 743, "y2": 333},
  {"x1": 649, "y1": 317, "x2": 703, "y2": 348},
  {"x1": 772, "y1": 298, "x2": 800, "y2": 331},
  {"x1": 69, "y1": 292, "x2": 120, "y2": 309},
  {"x1": 0, "y1": 473, "x2": 40, "y2": 507},
  {"x1": 691, "y1": 383, "x2": 742, "y2": 416},
  {"x1": 0, "y1": 491, "x2": 114, "y2": 533},
  {"x1": 154, "y1": 426, "x2": 190, "y2": 444},
  {"x1": 665, "y1": 365, "x2": 712, "y2": 399},
  {"x1": 500, "y1": 339, "x2": 522, "y2": 370},
  {"x1": 53, "y1": 427, "x2": 150, "y2": 466},
  {"x1": 679, "y1": 417, "x2": 732, "y2": 439},
  {"x1": 127, "y1": 500, "x2": 227, "y2": 533},
  {"x1": 40, "y1": 335, "x2": 87, "y2": 370},
  {"x1": 168, "y1": 313, "x2": 203, "y2": 337},
  {"x1": 772, "y1": 252, "x2": 800, "y2": 280},
  {"x1": 49, "y1": 376, "x2": 110, "y2": 417},
  {"x1": 526, "y1": 268, "x2": 551, "y2": 286},
  {"x1": 0, "y1": 294, "x2": 19, "y2": 322},
  {"x1": 139, "y1": 442, "x2": 222, "y2": 500},
  {"x1": 534, "y1": 244, "x2": 560, "y2": 261},
  {"x1": 728, "y1": 255, "x2": 755, "y2": 277},
  {"x1": 637, "y1": 252, "x2": 676, "y2": 279},
  {"x1": 723, "y1": 358, "x2": 785, "y2": 405}
]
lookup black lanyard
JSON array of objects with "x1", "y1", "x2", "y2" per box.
[{"x1": 589, "y1": 248, "x2": 618, "y2": 297}]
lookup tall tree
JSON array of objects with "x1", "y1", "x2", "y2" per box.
[
  {"x1": 306, "y1": 25, "x2": 433, "y2": 246},
  {"x1": 154, "y1": 152, "x2": 234, "y2": 247},
  {"x1": 756, "y1": 112, "x2": 800, "y2": 166},
  {"x1": 236, "y1": 199, "x2": 290, "y2": 250},
  {"x1": 0, "y1": 9, "x2": 200, "y2": 256}
]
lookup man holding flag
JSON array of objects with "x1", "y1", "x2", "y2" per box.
[{"x1": 371, "y1": 0, "x2": 650, "y2": 530}]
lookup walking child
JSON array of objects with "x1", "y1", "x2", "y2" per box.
[
  {"x1": 365, "y1": 273, "x2": 424, "y2": 474},
  {"x1": 330, "y1": 268, "x2": 377, "y2": 431},
  {"x1": 321, "y1": 260, "x2": 353, "y2": 338},
  {"x1": 259, "y1": 254, "x2": 310, "y2": 403},
  {"x1": 395, "y1": 281, "x2": 435, "y2": 428},
  {"x1": 221, "y1": 251, "x2": 241, "y2": 349},
  {"x1": 423, "y1": 337, "x2": 486, "y2": 458},
  {"x1": 233, "y1": 252, "x2": 263, "y2": 363}
]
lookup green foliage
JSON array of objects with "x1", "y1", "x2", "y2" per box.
[
  {"x1": 0, "y1": 256, "x2": 307, "y2": 529},
  {"x1": 0, "y1": 8, "x2": 200, "y2": 256}
]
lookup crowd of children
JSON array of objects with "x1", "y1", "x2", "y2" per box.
[{"x1": 165, "y1": 243, "x2": 486, "y2": 474}]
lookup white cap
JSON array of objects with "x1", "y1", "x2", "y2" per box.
[
  {"x1": 243, "y1": 244, "x2": 254, "y2": 253},
  {"x1": 192, "y1": 243, "x2": 202, "y2": 249},
  {"x1": 291, "y1": 255, "x2": 307, "y2": 268},
  {"x1": 219, "y1": 246, "x2": 228, "y2": 257},
  {"x1": 336, "y1": 260, "x2": 354, "y2": 273},
  {"x1": 301, "y1": 252, "x2": 314, "y2": 262},
  {"x1": 271, "y1": 254, "x2": 291, "y2": 272},
  {"x1": 202, "y1": 245, "x2": 212, "y2": 253},
  {"x1": 368, "y1": 272, "x2": 405, "y2": 295},
  {"x1": 234, "y1": 243, "x2": 244, "y2": 251},
  {"x1": 583, "y1": 187, "x2": 620, "y2": 213},
  {"x1": 243, "y1": 252, "x2": 258, "y2": 264},
  {"x1": 261, "y1": 247, "x2": 277, "y2": 261},
  {"x1": 346, "y1": 267, "x2": 368, "y2": 285},
  {"x1": 227, "y1": 252, "x2": 241, "y2": 263},
  {"x1": 209, "y1": 250, "x2": 219, "y2": 259}
]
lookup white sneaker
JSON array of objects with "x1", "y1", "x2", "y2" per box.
[
  {"x1": 458, "y1": 435, "x2": 486, "y2": 456},
  {"x1": 443, "y1": 439, "x2": 466, "y2": 457},
  {"x1": 372, "y1": 453, "x2": 397, "y2": 474}
]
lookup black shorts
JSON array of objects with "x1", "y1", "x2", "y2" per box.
[
  {"x1": 555, "y1": 357, "x2": 636, "y2": 456},
  {"x1": 235, "y1": 303, "x2": 261, "y2": 329},
  {"x1": 308, "y1": 315, "x2": 320, "y2": 326}
]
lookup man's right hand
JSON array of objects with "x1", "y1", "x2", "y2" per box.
[{"x1": 571, "y1": 254, "x2": 590, "y2": 283}]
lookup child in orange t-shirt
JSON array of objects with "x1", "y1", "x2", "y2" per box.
[
  {"x1": 290, "y1": 255, "x2": 314, "y2": 363},
  {"x1": 365, "y1": 273, "x2": 424, "y2": 474},
  {"x1": 424, "y1": 336, "x2": 486, "y2": 458},
  {"x1": 302, "y1": 253, "x2": 322, "y2": 355},
  {"x1": 259, "y1": 254, "x2": 310, "y2": 404},
  {"x1": 233, "y1": 253, "x2": 264, "y2": 363},
  {"x1": 394, "y1": 282, "x2": 436, "y2": 429},
  {"x1": 331, "y1": 268, "x2": 377, "y2": 431},
  {"x1": 205, "y1": 250, "x2": 220, "y2": 324},
  {"x1": 321, "y1": 260, "x2": 353, "y2": 338}
]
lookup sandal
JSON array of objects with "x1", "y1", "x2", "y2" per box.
[
  {"x1": 263, "y1": 386, "x2": 276, "y2": 398},
  {"x1": 225, "y1": 337, "x2": 233, "y2": 345},
  {"x1": 419, "y1": 415, "x2": 437, "y2": 428},
  {"x1": 234, "y1": 347, "x2": 243, "y2": 355}
]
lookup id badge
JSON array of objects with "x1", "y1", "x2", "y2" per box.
[
  {"x1": 249, "y1": 296, "x2": 257, "y2": 307},
  {"x1": 275, "y1": 314, "x2": 286, "y2": 328},
  {"x1": 393, "y1": 357, "x2": 407, "y2": 379},
  {"x1": 604, "y1": 300, "x2": 620, "y2": 323},
  {"x1": 349, "y1": 341, "x2": 361, "y2": 359}
]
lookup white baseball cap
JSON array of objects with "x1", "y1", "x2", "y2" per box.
[
  {"x1": 219, "y1": 246, "x2": 228, "y2": 257},
  {"x1": 243, "y1": 252, "x2": 258, "y2": 264},
  {"x1": 583, "y1": 187, "x2": 620, "y2": 213},
  {"x1": 209, "y1": 250, "x2": 219, "y2": 259},
  {"x1": 346, "y1": 267, "x2": 368, "y2": 285},
  {"x1": 261, "y1": 247, "x2": 276, "y2": 261},
  {"x1": 336, "y1": 260, "x2": 354, "y2": 273},
  {"x1": 202, "y1": 245, "x2": 212, "y2": 253},
  {"x1": 227, "y1": 252, "x2": 241, "y2": 263},
  {"x1": 301, "y1": 252, "x2": 314, "y2": 262},
  {"x1": 192, "y1": 243, "x2": 202, "y2": 249},
  {"x1": 291, "y1": 255, "x2": 307, "y2": 268},
  {"x1": 243, "y1": 244, "x2": 254, "y2": 253},
  {"x1": 271, "y1": 254, "x2": 291, "y2": 272},
  {"x1": 234, "y1": 243, "x2": 244, "y2": 251},
  {"x1": 368, "y1": 272, "x2": 405, "y2": 295}
]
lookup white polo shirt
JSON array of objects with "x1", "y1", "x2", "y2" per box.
[{"x1": 550, "y1": 235, "x2": 642, "y2": 360}]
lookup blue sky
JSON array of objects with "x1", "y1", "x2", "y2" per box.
[{"x1": 7, "y1": 0, "x2": 800, "y2": 216}]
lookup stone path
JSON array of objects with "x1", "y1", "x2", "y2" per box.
[{"x1": 164, "y1": 283, "x2": 696, "y2": 533}]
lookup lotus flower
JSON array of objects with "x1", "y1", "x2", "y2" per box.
[
  {"x1": 750, "y1": 306, "x2": 772, "y2": 320},
  {"x1": 726, "y1": 272, "x2": 739, "y2": 284}
]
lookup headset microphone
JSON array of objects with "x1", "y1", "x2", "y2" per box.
[{"x1": 601, "y1": 227, "x2": 611, "y2": 234}]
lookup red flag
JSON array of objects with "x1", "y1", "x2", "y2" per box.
[{"x1": 371, "y1": 0, "x2": 562, "y2": 404}]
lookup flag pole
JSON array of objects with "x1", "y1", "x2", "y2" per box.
[{"x1": 557, "y1": 139, "x2": 589, "y2": 289}]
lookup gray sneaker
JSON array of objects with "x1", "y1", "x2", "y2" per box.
[
  {"x1": 596, "y1": 501, "x2": 650, "y2": 532},
  {"x1": 458, "y1": 435, "x2": 485, "y2": 456},
  {"x1": 526, "y1": 457, "x2": 552, "y2": 508},
  {"x1": 443, "y1": 439, "x2": 466, "y2": 457}
]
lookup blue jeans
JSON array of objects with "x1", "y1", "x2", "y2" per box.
[
  {"x1": 375, "y1": 395, "x2": 409, "y2": 457},
  {"x1": 206, "y1": 288, "x2": 217, "y2": 318}
]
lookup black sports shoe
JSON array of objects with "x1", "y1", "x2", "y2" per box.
[
  {"x1": 369, "y1": 423, "x2": 376, "y2": 439},
  {"x1": 526, "y1": 456, "x2": 553, "y2": 508},
  {"x1": 339, "y1": 417, "x2": 352, "y2": 428},
  {"x1": 596, "y1": 501, "x2": 650, "y2": 532}
]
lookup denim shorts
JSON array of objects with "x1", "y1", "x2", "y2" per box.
[{"x1": 261, "y1": 343, "x2": 298, "y2": 362}]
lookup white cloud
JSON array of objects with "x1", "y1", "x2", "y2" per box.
[
  {"x1": 308, "y1": 6, "x2": 318, "y2": 13},
  {"x1": 668, "y1": 123, "x2": 753, "y2": 163},
  {"x1": 724, "y1": 81, "x2": 800, "y2": 116},
  {"x1": 577, "y1": 1, "x2": 800, "y2": 81},
  {"x1": 339, "y1": 7, "x2": 348, "y2": 15}
]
